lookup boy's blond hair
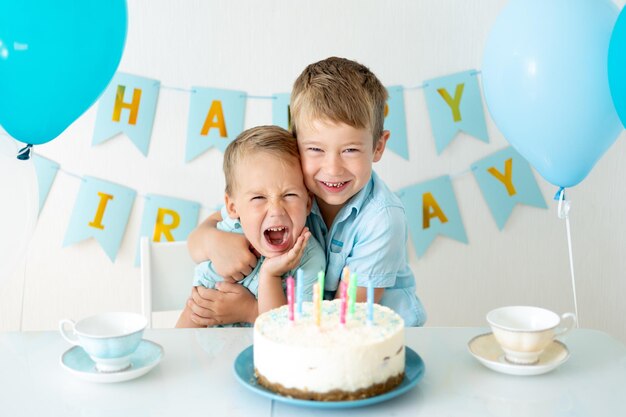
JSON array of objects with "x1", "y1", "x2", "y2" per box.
[
  {"x1": 223, "y1": 125, "x2": 299, "y2": 195},
  {"x1": 290, "y1": 57, "x2": 388, "y2": 148}
]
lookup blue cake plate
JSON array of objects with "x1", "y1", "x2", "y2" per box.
[{"x1": 233, "y1": 345, "x2": 425, "y2": 409}]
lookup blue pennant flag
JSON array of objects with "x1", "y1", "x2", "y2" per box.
[
  {"x1": 272, "y1": 93, "x2": 291, "y2": 130},
  {"x1": 424, "y1": 70, "x2": 489, "y2": 154},
  {"x1": 185, "y1": 87, "x2": 246, "y2": 162},
  {"x1": 63, "y1": 176, "x2": 136, "y2": 262},
  {"x1": 398, "y1": 176, "x2": 467, "y2": 257},
  {"x1": 32, "y1": 154, "x2": 59, "y2": 213},
  {"x1": 92, "y1": 73, "x2": 160, "y2": 156},
  {"x1": 136, "y1": 194, "x2": 201, "y2": 265},
  {"x1": 471, "y1": 147, "x2": 547, "y2": 230},
  {"x1": 384, "y1": 86, "x2": 409, "y2": 160}
]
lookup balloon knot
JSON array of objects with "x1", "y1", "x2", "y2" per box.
[
  {"x1": 16, "y1": 144, "x2": 33, "y2": 160},
  {"x1": 553, "y1": 187, "x2": 566, "y2": 201}
]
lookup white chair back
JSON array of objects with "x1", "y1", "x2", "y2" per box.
[{"x1": 140, "y1": 237, "x2": 196, "y2": 328}]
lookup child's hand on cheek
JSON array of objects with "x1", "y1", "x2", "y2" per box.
[{"x1": 260, "y1": 227, "x2": 310, "y2": 278}]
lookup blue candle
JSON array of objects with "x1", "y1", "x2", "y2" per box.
[
  {"x1": 367, "y1": 280, "x2": 374, "y2": 325},
  {"x1": 296, "y1": 269, "x2": 303, "y2": 315}
]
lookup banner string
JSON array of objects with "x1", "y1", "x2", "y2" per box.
[
  {"x1": 155, "y1": 71, "x2": 483, "y2": 97},
  {"x1": 43, "y1": 150, "x2": 490, "y2": 216},
  {"x1": 556, "y1": 188, "x2": 580, "y2": 327},
  {"x1": 56, "y1": 164, "x2": 221, "y2": 213}
]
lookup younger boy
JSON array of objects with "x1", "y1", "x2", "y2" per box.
[
  {"x1": 176, "y1": 126, "x2": 325, "y2": 328},
  {"x1": 187, "y1": 57, "x2": 426, "y2": 326}
]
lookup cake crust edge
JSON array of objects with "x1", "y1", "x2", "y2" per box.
[{"x1": 255, "y1": 369, "x2": 405, "y2": 401}]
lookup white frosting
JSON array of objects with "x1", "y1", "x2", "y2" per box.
[{"x1": 254, "y1": 300, "x2": 405, "y2": 394}]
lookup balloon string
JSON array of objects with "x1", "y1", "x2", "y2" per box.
[
  {"x1": 17, "y1": 144, "x2": 33, "y2": 160},
  {"x1": 557, "y1": 189, "x2": 580, "y2": 327}
]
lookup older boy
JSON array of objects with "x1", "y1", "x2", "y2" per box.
[
  {"x1": 187, "y1": 57, "x2": 426, "y2": 326},
  {"x1": 176, "y1": 126, "x2": 325, "y2": 328}
]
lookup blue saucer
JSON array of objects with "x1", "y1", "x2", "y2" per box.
[
  {"x1": 60, "y1": 339, "x2": 163, "y2": 383},
  {"x1": 233, "y1": 345, "x2": 425, "y2": 409}
]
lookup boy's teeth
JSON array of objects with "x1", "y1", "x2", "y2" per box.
[
  {"x1": 267, "y1": 227, "x2": 286, "y2": 231},
  {"x1": 323, "y1": 181, "x2": 345, "y2": 188}
]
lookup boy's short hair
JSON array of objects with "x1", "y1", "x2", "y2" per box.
[
  {"x1": 223, "y1": 125, "x2": 299, "y2": 195},
  {"x1": 290, "y1": 57, "x2": 388, "y2": 147}
]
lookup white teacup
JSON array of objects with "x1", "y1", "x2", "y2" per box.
[
  {"x1": 59, "y1": 312, "x2": 147, "y2": 372},
  {"x1": 486, "y1": 306, "x2": 576, "y2": 365}
]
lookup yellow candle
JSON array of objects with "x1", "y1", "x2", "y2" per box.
[
  {"x1": 342, "y1": 266, "x2": 350, "y2": 283},
  {"x1": 313, "y1": 282, "x2": 320, "y2": 326}
]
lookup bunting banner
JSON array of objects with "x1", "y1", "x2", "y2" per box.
[
  {"x1": 471, "y1": 147, "x2": 547, "y2": 230},
  {"x1": 92, "y1": 72, "x2": 161, "y2": 156},
  {"x1": 398, "y1": 175, "x2": 468, "y2": 257},
  {"x1": 25, "y1": 68, "x2": 550, "y2": 264},
  {"x1": 63, "y1": 176, "x2": 136, "y2": 261},
  {"x1": 384, "y1": 86, "x2": 409, "y2": 160},
  {"x1": 185, "y1": 87, "x2": 246, "y2": 162},
  {"x1": 272, "y1": 93, "x2": 291, "y2": 130},
  {"x1": 32, "y1": 154, "x2": 60, "y2": 213},
  {"x1": 135, "y1": 194, "x2": 201, "y2": 264},
  {"x1": 424, "y1": 69, "x2": 489, "y2": 154}
]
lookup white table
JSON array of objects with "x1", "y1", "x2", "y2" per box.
[{"x1": 1, "y1": 327, "x2": 624, "y2": 416}]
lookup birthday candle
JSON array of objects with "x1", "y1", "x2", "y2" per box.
[
  {"x1": 317, "y1": 270, "x2": 325, "y2": 302},
  {"x1": 367, "y1": 280, "x2": 374, "y2": 325},
  {"x1": 296, "y1": 269, "x2": 303, "y2": 316},
  {"x1": 348, "y1": 272, "x2": 357, "y2": 317},
  {"x1": 287, "y1": 276, "x2": 295, "y2": 322},
  {"x1": 342, "y1": 266, "x2": 350, "y2": 283},
  {"x1": 340, "y1": 281, "x2": 347, "y2": 325},
  {"x1": 313, "y1": 282, "x2": 320, "y2": 326}
]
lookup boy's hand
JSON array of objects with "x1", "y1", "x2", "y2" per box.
[
  {"x1": 187, "y1": 283, "x2": 258, "y2": 326},
  {"x1": 260, "y1": 227, "x2": 310, "y2": 278},
  {"x1": 211, "y1": 231, "x2": 259, "y2": 281}
]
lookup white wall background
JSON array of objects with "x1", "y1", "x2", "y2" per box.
[{"x1": 2, "y1": 0, "x2": 625, "y2": 342}]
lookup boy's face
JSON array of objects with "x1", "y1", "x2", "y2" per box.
[
  {"x1": 225, "y1": 152, "x2": 311, "y2": 258},
  {"x1": 296, "y1": 119, "x2": 388, "y2": 210}
]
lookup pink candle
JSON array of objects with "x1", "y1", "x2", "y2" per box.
[
  {"x1": 340, "y1": 281, "x2": 347, "y2": 325},
  {"x1": 287, "y1": 276, "x2": 295, "y2": 322}
]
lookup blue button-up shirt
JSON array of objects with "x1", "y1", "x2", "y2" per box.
[{"x1": 306, "y1": 171, "x2": 426, "y2": 326}]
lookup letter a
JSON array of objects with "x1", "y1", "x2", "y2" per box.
[
  {"x1": 487, "y1": 158, "x2": 517, "y2": 196},
  {"x1": 437, "y1": 83, "x2": 465, "y2": 122},
  {"x1": 112, "y1": 85, "x2": 142, "y2": 125},
  {"x1": 201, "y1": 100, "x2": 228, "y2": 137},
  {"x1": 88, "y1": 192, "x2": 114, "y2": 230},
  {"x1": 153, "y1": 208, "x2": 181, "y2": 242},
  {"x1": 422, "y1": 192, "x2": 448, "y2": 229}
]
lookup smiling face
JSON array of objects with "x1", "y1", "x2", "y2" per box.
[
  {"x1": 296, "y1": 119, "x2": 388, "y2": 222},
  {"x1": 225, "y1": 152, "x2": 311, "y2": 258}
]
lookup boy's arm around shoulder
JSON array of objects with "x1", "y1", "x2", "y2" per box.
[{"x1": 187, "y1": 210, "x2": 258, "y2": 281}]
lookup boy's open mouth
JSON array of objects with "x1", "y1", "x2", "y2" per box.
[{"x1": 263, "y1": 226, "x2": 289, "y2": 247}]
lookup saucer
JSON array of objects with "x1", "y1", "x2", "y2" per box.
[
  {"x1": 60, "y1": 339, "x2": 163, "y2": 383},
  {"x1": 468, "y1": 333, "x2": 569, "y2": 376}
]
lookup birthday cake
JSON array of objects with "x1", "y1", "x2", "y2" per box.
[{"x1": 253, "y1": 299, "x2": 405, "y2": 401}]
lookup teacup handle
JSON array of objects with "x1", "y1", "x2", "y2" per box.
[
  {"x1": 59, "y1": 319, "x2": 79, "y2": 345},
  {"x1": 554, "y1": 312, "x2": 577, "y2": 338}
]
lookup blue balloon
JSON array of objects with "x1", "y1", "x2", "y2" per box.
[
  {"x1": 609, "y1": 6, "x2": 626, "y2": 128},
  {"x1": 0, "y1": 0, "x2": 127, "y2": 145},
  {"x1": 482, "y1": 0, "x2": 622, "y2": 188}
]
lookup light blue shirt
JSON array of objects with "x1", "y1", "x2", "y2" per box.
[
  {"x1": 306, "y1": 171, "x2": 426, "y2": 326},
  {"x1": 194, "y1": 206, "x2": 326, "y2": 327}
]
